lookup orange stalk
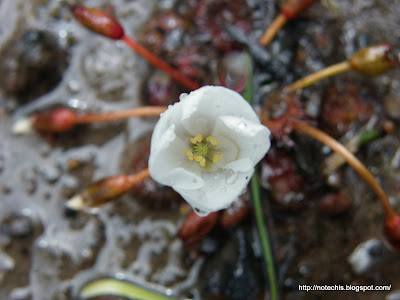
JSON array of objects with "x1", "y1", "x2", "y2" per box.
[
  {"x1": 259, "y1": 0, "x2": 316, "y2": 47},
  {"x1": 292, "y1": 120, "x2": 396, "y2": 220},
  {"x1": 286, "y1": 44, "x2": 399, "y2": 93},
  {"x1": 76, "y1": 106, "x2": 167, "y2": 123},
  {"x1": 286, "y1": 61, "x2": 351, "y2": 93},
  {"x1": 259, "y1": 14, "x2": 287, "y2": 46}
]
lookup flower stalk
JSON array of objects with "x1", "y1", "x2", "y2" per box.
[
  {"x1": 70, "y1": 4, "x2": 200, "y2": 91},
  {"x1": 251, "y1": 175, "x2": 279, "y2": 300},
  {"x1": 291, "y1": 120, "x2": 396, "y2": 221},
  {"x1": 243, "y1": 60, "x2": 279, "y2": 300},
  {"x1": 259, "y1": 0, "x2": 316, "y2": 46},
  {"x1": 286, "y1": 61, "x2": 351, "y2": 93},
  {"x1": 286, "y1": 43, "x2": 399, "y2": 93}
]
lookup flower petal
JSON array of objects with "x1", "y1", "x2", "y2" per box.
[
  {"x1": 149, "y1": 124, "x2": 204, "y2": 189},
  {"x1": 212, "y1": 115, "x2": 271, "y2": 170},
  {"x1": 180, "y1": 86, "x2": 260, "y2": 136},
  {"x1": 175, "y1": 168, "x2": 254, "y2": 214}
]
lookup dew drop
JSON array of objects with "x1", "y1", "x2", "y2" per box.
[
  {"x1": 179, "y1": 93, "x2": 188, "y2": 101},
  {"x1": 226, "y1": 171, "x2": 238, "y2": 185},
  {"x1": 193, "y1": 207, "x2": 209, "y2": 217},
  {"x1": 67, "y1": 80, "x2": 80, "y2": 94},
  {"x1": 220, "y1": 187, "x2": 226, "y2": 192},
  {"x1": 37, "y1": 239, "x2": 48, "y2": 249},
  {"x1": 213, "y1": 173, "x2": 219, "y2": 180},
  {"x1": 238, "y1": 122, "x2": 248, "y2": 130}
]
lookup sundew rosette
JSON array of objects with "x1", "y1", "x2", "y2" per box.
[{"x1": 149, "y1": 86, "x2": 271, "y2": 215}]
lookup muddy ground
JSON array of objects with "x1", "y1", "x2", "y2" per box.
[{"x1": 0, "y1": 0, "x2": 400, "y2": 300}]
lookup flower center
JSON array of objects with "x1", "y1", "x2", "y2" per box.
[{"x1": 185, "y1": 133, "x2": 223, "y2": 168}]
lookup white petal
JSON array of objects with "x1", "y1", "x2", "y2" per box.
[
  {"x1": 224, "y1": 158, "x2": 253, "y2": 172},
  {"x1": 210, "y1": 135, "x2": 239, "y2": 168},
  {"x1": 168, "y1": 167, "x2": 205, "y2": 190},
  {"x1": 175, "y1": 168, "x2": 254, "y2": 214},
  {"x1": 149, "y1": 124, "x2": 204, "y2": 189},
  {"x1": 180, "y1": 86, "x2": 260, "y2": 136},
  {"x1": 151, "y1": 100, "x2": 187, "y2": 140},
  {"x1": 212, "y1": 115, "x2": 271, "y2": 169}
]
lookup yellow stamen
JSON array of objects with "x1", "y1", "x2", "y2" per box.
[
  {"x1": 212, "y1": 152, "x2": 223, "y2": 163},
  {"x1": 199, "y1": 157, "x2": 206, "y2": 167},
  {"x1": 185, "y1": 133, "x2": 222, "y2": 168},
  {"x1": 206, "y1": 136, "x2": 219, "y2": 146},
  {"x1": 185, "y1": 149, "x2": 194, "y2": 160},
  {"x1": 194, "y1": 155, "x2": 203, "y2": 162}
]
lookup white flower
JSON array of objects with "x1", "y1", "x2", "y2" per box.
[{"x1": 148, "y1": 86, "x2": 271, "y2": 215}]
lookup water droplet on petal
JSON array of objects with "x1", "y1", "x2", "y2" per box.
[
  {"x1": 194, "y1": 207, "x2": 209, "y2": 217},
  {"x1": 179, "y1": 93, "x2": 188, "y2": 100},
  {"x1": 238, "y1": 122, "x2": 248, "y2": 130},
  {"x1": 220, "y1": 187, "x2": 226, "y2": 192},
  {"x1": 226, "y1": 171, "x2": 238, "y2": 185}
]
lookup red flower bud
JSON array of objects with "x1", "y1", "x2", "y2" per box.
[
  {"x1": 384, "y1": 213, "x2": 400, "y2": 250},
  {"x1": 70, "y1": 4, "x2": 124, "y2": 40},
  {"x1": 33, "y1": 108, "x2": 77, "y2": 133},
  {"x1": 281, "y1": 0, "x2": 316, "y2": 20}
]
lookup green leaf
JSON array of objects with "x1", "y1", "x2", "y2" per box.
[{"x1": 79, "y1": 278, "x2": 180, "y2": 300}]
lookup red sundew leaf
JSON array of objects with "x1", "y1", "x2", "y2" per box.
[
  {"x1": 33, "y1": 108, "x2": 77, "y2": 133},
  {"x1": 281, "y1": 0, "x2": 316, "y2": 20},
  {"x1": 70, "y1": 4, "x2": 124, "y2": 40},
  {"x1": 384, "y1": 213, "x2": 400, "y2": 251}
]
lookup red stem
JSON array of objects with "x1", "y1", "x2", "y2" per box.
[{"x1": 122, "y1": 35, "x2": 201, "y2": 91}]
